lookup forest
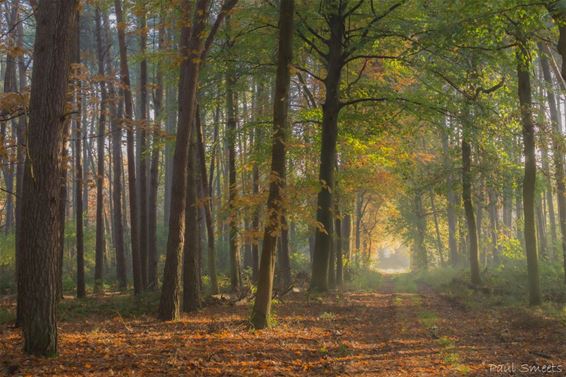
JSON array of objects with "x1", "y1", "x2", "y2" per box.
[{"x1": 1, "y1": 0, "x2": 566, "y2": 375}]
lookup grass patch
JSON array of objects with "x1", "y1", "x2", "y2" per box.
[
  {"x1": 436, "y1": 336, "x2": 455, "y2": 349},
  {"x1": 346, "y1": 267, "x2": 382, "y2": 291},
  {"x1": 417, "y1": 310, "x2": 438, "y2": 329},
  {"x1": 319, "y1": 311, "x2": 336, "y2": 321},
  {"x1": 58, "y1": 291, "x2": 159, "y2": 321}
]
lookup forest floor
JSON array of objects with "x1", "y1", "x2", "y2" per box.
[{"x1": 1, "y1": 275, "x2": 566, "y2": 376}]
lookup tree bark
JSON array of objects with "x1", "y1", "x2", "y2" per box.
[
  {"x1": 311, "y1": 9, "x2": 344, "y2": 292},
  {"x1": 225, "y1": 34, "x2": 242, "y2": 292},
  {"x1": 103, "y1": 10, "x2": 127, "y2": 290},
  {"x1": 196, "y1": 108, "x2": 218, "y2": 294},
  {"x1": 335, "y1": 209, "x2": 343, "y2": 287},
  {"x1": 114, "y1": 0, "x2": 142, "y2": 295},
  {"x1": 147, "y1": 18, "x2": 165, "y2": 290},
  {"x1": 462, "y1": 113, "x2": 481, "y2": 285},
  {"x1": 430, "y1": 193, "x2": 445, "y2": 265},
  {"x1": 138, "y1": 6, "x2": 149, "y2": 289},
  {"x1": 251, "y1": 0, "x2": 294, "y2": 329},
  {"x1": 277, "y1": 216, "x2": 291, "y2": 291},
  {"x1": 412, "y1": 192, "x2": 428, "y2": 271},
  {"x1": 18, "y1": 0, "x2": 78, "y2": 356},
  {"x1": 94, "y1": 8, "x2": 107, "y2": 293},
  {"x1": 159, "y1": 0, "x2": 207, "y2": 320},
  {"x1": 183, "y1": 123, "x2": 201, "y2": 312},
  {"x1": 540, "y1": 46, "x2": 566, "y2": 283},
  {"x1": 517, "y1": 41, "x2": 542, "y2": 305}
]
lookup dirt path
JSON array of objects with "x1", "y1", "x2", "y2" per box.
[
  {"x1": 414, "y1": 281, "x2": 566, "y2": 376},
  {"x1": 1, "y1": 279, "x2": 565, "y2": 376}
]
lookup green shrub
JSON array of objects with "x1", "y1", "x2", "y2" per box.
[{"x1": 347, "y1": 266, "x2": 382, "y2": 291}]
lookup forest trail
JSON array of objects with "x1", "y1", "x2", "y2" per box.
[{"x1": 2, "y1": 278, "x2": 566, "y2": 376}]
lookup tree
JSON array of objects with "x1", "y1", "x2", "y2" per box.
[
  {"x1": 159, "y1": 0, "x2": 237, "y2": 320},
  {"x1": 462, "y1": 110, "x2": 481, "y2": 285},
  {"x1": 94, "y1": 7, "x2": 107, "y2": 293},
  {"x1": 516, "y1": 36, "x2": 541, "y2": 306},
  {"x1": 137, "y1": 2, "x2": 149, "y2": 289},
  {"x1": 115, "y1": 0, "x2": 143, "y2": 295},
  {"x1": 73, "y1": 20, "x2": 86, "y2": 299},
  {"x1": 251, "y1": 0, "x2": 294, "y2": 329},
  {"x1": 103, "y1": 9, "x2": 128, "y2": 291},
  {"x1": 225, "y1": 21, "x2": 242, "y2": 291},
  {"x1": 540, "y1": 45, "x2": 566, "y2": 284},
  {"x1": 17, "y1": 0, "x2": 79, "y2": 356}
]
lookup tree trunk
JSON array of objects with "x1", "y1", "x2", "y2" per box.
[
  {"x1": 17, "y1": 0, "x2": 78, "y2": 356},
  {"x1": 536, "y1": 194, "x2": 547, "y2": 259},
  {"x1": 104, "y1": 11, "x2": 127, "y2": 290},
  {"x1": 159, "y1": 0, "x2": 209, "y2": 320},
  {"x1": 311, "y1": 10, "x2": 344, "y2": 292},
  {"x1": 114, "y1": 0, "x2": 142, "y2": 295},
  {"x1": 2, "y1": 1, "x2": 17, "y2": 235},
  {"x1": 15, "y1": 0, "x2": 26, "y2": 324},
  {"x1": 147, "y1": 19, "x2": 165, "y2": 290},
  {"x1": 277, "y1": 216, "x2": 291, "y2": 291},
  {"x1": 462, "y1": 115, "x2": 481, "y2": 285},
  {"x1": 164, "y1": 78, "x2": 176, "y2": 227},
  {"x1": 74, "y1": 26, "x2": 86, "y2": 299},
  {"x1": 412, "y1": 192, "x2": 428, "y2": 271},
  {"x1": 225, "y1": 38, "x2": 242, "y2": 292},
  {"x1": 183, "y1": 127, "x2": 201, "y2": 312},
  {"x1": 251, "y1": 0, "x2": 294, "y2": 329},
  {"x1": 342, "y1": 213, "x2": 351, "y2": 280},
  {"x1": 517, "y1": 41, "x2": 542, "y2": 305},
  {"x1": 94, "y1": 8, "x2": 107, "y2": 293},
  {"x1": 196, "y1": 108, "x2": 218, "y2": 294},
  {"x1": 138, "y1": 7, "x2": 149, "y2": 290},
  {"x1": 488, "y1": 187, "x2": 499, "y2": 263},
  {"x1": 441, "y1": 126, "x2": 458, "y2": 267},
  {"x1": 430, "y1": 193, "x2": 445, "y2": 265},
  {"x1": 540, "y1": 46, "x2": 566, "y2": 283},
  {"x1": 335, "y1": 209, "x2": 343, "y2": 287}
]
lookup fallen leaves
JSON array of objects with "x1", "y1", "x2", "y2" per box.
[{"x1": 1, "y1": 283, "x2": 566, "y2": 376}]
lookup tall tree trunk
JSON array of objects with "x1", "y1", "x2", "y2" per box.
[
  {"x1": 476, "y1": 178, "x2": 484, "y2": 266},
  {"x1": 159, "y1": 0, "x2": 220, "y2": 320},
  {"x1": 138, "y1": 6, "x2": 149, "y2": 290},
  {"x1": 462, "y1": 114, "x2": 481, "y2": 285},
  {"x1": 278, "y1": 215, "x2": 291, "y2": 291},
  {"x1": 2, "y1": 1, "x2": 17, "y2": 235},
  {"x1": 183, "y1": 122, "x2": 201, "y2": 312},
  {"x1": 540, "y1": 46, "x2": 566, "y2": 283},
  {"x1": 517, "y1": 40, "x2": 542, "y2": 305},
  {"x1": 311, "y1": 10, "x2": 344, "y2": 292},
  {"x1": 251, "y1": 0, "x2": 294, "y2": 329},
  {"x1": 335, "y1": 209, "x2": 343, "y2": 287},
  {"x1": 115, "y1": 0, "x2": 142, "y2": 295},
  {"x1": 14, "y1": 0, "x2": 26, "y2": 324},
  {"x1": 104, "y1": 11, "x2": 127, "y2": 290},
  {"x1": 74, "y1": 26, "x2": 86, "y2": 299},
  {"x1": 94, "y1": 8, "x2": 107, "y2": 293},
  {"x1": 196, "y1": 108, "x2": 218, "y2": 294},
  {"x1": 536, "y1": 193, "x2": 547, "y2": 259},
  {"x1": 441, "y1": 126, "x2": 458, "y2": 267},
  {"x1": 225, "y1": 35, "x2": 242, "y2": 292},
  {"x1": 147, "y1": 18, "x2": 165, "y2": 290},
  {"x1": 164, "y1": 79, "x2": 176, "y2": 226},
  {"x1": 18, "y1": 0, "x2": 78, "y2": 356},
  {"x1": 430, "y1": 193, "x2": 445, "y2": 265},
  {"x1": 342, "y1": 213, "x2": 351, "y2": 280},
  {"x1": 488, "y1": 187, "x2": 499, "y2": 263},
  {"x1": 412, "y1": 192, "x2": 428, "y2": 271},
  {"x1": 250, "y1": 80, "x2": 265, "y2": 282}
]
